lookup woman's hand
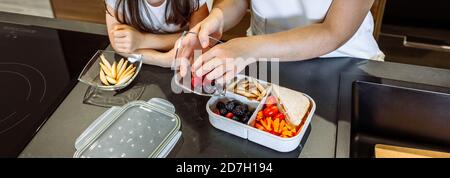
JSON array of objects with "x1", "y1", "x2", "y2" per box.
[
  {"x1": 110, "y1": 24, "x2": 145, "y2": 53},
  {"x1": 178, "y1": 9, "x2": 225, "y2": 77},
  {"x1": 192, "y1": 37, "x2": 258, "y2": 85}
]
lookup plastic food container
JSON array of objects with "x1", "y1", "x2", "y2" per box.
[
  {"x1": 172, "y1": 31, "x2": 225, "y2": 96},
  {"x1": 79, "y1": 50, "x2": 143, "y2": 91},
  {"x1": 206, "y1": 77, "x2": 316, "y2": 153},
  {"x1": 74, "y1": 98, "x2": 181, "y2": 158}
]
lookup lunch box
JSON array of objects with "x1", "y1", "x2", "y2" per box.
[
  {"x1": 78, "y1": 50, "x2": 143, "y2": 91},
  {"x1": 206, "y1": 77, "x2": 316, "y2": 153},
  {"x1": 74, "y1": 98, "x2": 181, "y2": 158}
]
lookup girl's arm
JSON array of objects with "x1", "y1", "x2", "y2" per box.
[
  {"x1": 106, "y1": 4, "x2": 180, "y2": 53},
  {"x1": 138, "y1": 4, "x2": 210, "y2": 67},
  {"x1": 106, "y1": 4, "x2": 209, "y2": 54},
  {"x1": 116, "y1": 4, "x2": 209, "y2": 68}
]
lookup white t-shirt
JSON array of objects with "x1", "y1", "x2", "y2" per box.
[
  {"x1": 250, "y1": 0, "x2": 383, "y2": 60},
  {"x1": 106, "y1": 0, "x2": 207, "y2": 33}
]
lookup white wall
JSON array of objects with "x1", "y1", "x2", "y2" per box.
[{"x1": 0, "y1": 0, "x2": 53, "y2": 18}]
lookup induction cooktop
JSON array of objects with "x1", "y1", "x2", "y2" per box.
[{"x1": 0, "y1": 22, "x2": 109, "y2": 157}]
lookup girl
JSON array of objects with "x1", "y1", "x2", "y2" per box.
[{"x1": 105, "y1": 0, "x2": 209, "y2": 67}]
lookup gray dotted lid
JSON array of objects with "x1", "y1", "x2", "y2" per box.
[{"x1": 74, "y1": 99, "x2": 180, "y2": 158}]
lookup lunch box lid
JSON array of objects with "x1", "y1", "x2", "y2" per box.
[{"x1": 74, "y1": 98, "x2": 181, "y2": 158}]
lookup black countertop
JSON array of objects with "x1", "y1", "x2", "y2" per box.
[{"x1": 4, "y1": 12, "x2": 449, "y2": 158}]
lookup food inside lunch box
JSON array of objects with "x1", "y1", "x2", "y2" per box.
[
  {"x1": 227, "y1": 78, "x2": 268, "y2": 101},
  {"x1": 212, "y1": 99, "x2": 255, "y2": 124},
  {"x1": 191, "y1": 72, "x2": 217, "y2": 93},
  {"x1": 253, "y1": 90, "x2": 311, "y2": 138},
  {"x1": 99, "y1": 54, "x2": 136, "y2": 86}
]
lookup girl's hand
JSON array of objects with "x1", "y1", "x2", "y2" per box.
[
  {"x1": 192, "y1": 37, "x2": 258, "y2": 85},
  {"x1": 111, "y1": 24, "x2": 144, "y2": 53}
]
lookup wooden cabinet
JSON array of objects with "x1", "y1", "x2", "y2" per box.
[
  {"x1": 50, "y1": 0, "x2": 386, "y2": 40},
  {"x1": 51, "y1": 0, "x2": 106, "y2": 24},
  {"x1": 371, "y1": 0, "x2": 386, "y2": 40}
]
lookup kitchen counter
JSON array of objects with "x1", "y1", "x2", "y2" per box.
[{"x1": 4, "y1": 12, "x2": 450, "y2": 158}]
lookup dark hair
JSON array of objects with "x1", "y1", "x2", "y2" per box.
[{"x1": 106, "y1": 0, "x2": 200, "y2": 33}]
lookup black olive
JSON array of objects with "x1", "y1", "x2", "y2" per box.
[
  {"x1": 216, "y1": 101, "x2": 226, "y2": 110},
  {"x1": 246, "y1": 111, "x2": 254, "y2": 118},
  {"x1": 241, "y1": 116, "x2": 250, "y2": 123},
  {"x1": 225, "y1": 101, "x2": 236, "y2": 111},
  {"x1": 231, "y1": 100, "x2": 243, "y2": 106},
  {"x1": 232, "y1": 105, "x2": 248, "y2": 117},
  {"x1": 219, "y1": 108, "x2": 228, "y2": 116}
]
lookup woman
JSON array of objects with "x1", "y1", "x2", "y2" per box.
[
  {"x1": 180, "y1": 0, "x2": 383, "y2": 84},
  {"x1": 105, "y1": 0, "x2": 209, "y2": 67}
]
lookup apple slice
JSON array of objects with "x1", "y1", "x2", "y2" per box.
[
  {"x1": 111, "y1": 61, "x2": 117, "y2": 79},
  {"x1": 99, "y1": 69, "x2": 110, "y2": 86},
  {"x1": 100, "y1": 54, "x2": 112, "y2": 71},
  {"x1": 106, "y1": 76, "x2": 117, "y2": 85},
  {"x1": 117, "y1": 72, "x2": 133, "y2": 85},
  {"x1": 100, "y1": 63, "x2": 113, "y2": 77},
  {"x1": 117, "y1": 60, "x2": 128, "y2": 80}
]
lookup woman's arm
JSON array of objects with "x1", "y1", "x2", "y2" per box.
[
  {"x1": 186, "y1": 0, "x2": 249, "y2": 48},
  {"x1": 193, "y1": 0, "x2": 375, "y2": 84},
  {"x1": 248, "y1": 0, "x2": 375, "y2": 61}
]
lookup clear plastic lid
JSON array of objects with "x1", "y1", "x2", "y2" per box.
[
  {"x1": 172, "y1": 31, "x2": 226, "y2": 96},
  {"x1": 74, "y1": 100, "x2": 180, "y2": 158}
]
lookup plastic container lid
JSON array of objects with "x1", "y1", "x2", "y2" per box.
[
  {"x1": 172, "y1": 31, "x2": 225, "y2": 96},
  {"x1": 74, "y1": 99, "x2": 181, "y2": 158}
]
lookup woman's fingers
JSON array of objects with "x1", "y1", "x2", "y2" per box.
[
  {"x1": 198, "y1": 19, "x2": 222, "y2": 48},
  {"x1": 179, "y1": 55, "x2": 191, "y2": 77},
  {"x1": 215, "y1": 71, "x2": 237, "y2": 86},
  {"x1": 192, "y1": 47, "x2": 218, "y2": 73},
  {"x1": 204, "y1": 62, "x2": 228, "y2": 81},
  {"x1": 198, "y1": 24, "x2": 214, "y2": 48},
  {"x1": 196, "y1": 57, "x2": 226, "y2": 78},
  {"x1": 205, "y1": 58, "x2": 239, "y2": 81}
]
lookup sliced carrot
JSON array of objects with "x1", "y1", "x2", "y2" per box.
[
  {"x1": 255, "y1": 123, "x2": 265, "y2": 131},
  {"x1": 286, "y1": 123, "x2": 293, "y2": 130},
  {"x1": 291, "y1": 127, "x2": 297, "y2": 133},
  {"x1": 282, "y1": 131, "x2": 293, "y2": 137},
  {"x1": 256, "y1": 115, "x2": 263, "y2": 122},
  {"x1": 257, "y1": 111, "x2": 264, "y2": 117},
  {"x1": 279, "y1": 120, "x2": 286, "y2": 133},
  {"x1": 267, "y1": 117, "x2": 273, "y2": 130},
  {"x1": 273, "y1": 118, "x2": 280, "y2": 134},
  {"x1": 260, "y1": 119, "x2": 272, "y2": 131}
]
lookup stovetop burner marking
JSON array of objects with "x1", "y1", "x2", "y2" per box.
[
  {"x1": 0, "y1": 112, "x2": 16, "y2": 123},
  {"x1": 0, "y1": 63, "x2": 47, "y2": 102},
  {"x1": 0, "y1": 113, "x2": 31, "y2": 135},
  {"x1": 0, "y1": 71, "x2": 31, "y2": 101}
]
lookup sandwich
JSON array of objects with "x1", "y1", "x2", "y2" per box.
[{"x1": 272, "y1": 85, "x2": 311, "y2": 127}]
